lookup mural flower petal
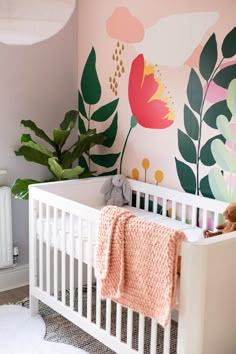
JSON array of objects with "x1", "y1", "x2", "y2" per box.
[
  {"x1": 128, "y1": 54, "x2": 174, "y2": 128},
  {"x1": 134, "y1": 12, "x2": 219, "y2": 67}
]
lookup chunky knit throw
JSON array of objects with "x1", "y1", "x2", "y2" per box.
[{"x1": 95, "y1": 206, "x2": 186, "y2": 327}]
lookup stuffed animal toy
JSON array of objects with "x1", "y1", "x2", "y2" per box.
[
  {"x1": 204, "y1": 202, "x2": 236, "y2": 238},
  {"x1": 101, "y1": 174, "x2": 131, "y2": 207}
]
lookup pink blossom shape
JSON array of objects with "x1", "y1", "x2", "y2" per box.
[{"x1": 106, "y1": 7, "x2": 144, "y2": 43}]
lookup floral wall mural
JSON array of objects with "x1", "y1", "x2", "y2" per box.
[{"x1": 78, "y1": 0, "x2": 236, "y2": 200}]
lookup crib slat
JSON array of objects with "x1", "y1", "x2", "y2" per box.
[
  {"x1": 127, "y1": 308, "x2": 133, "y2": 348},
  {"x1": 191, "y1": 206, "x2": 197, "y2": 226},
  {"x1": 78, "y1": 217, "x2": 83, "y2": 316},
  {"x1": 162, "y1": 199, "x2": 167, "y2": 216},
  {"x1": 46, "y1": 204, "x2": 50, "y2": 294},
  {"x1": 153, "y1": 195, "x2": 158, "y2": 214},
  {"x1": 213, "y1": 211, "x2": 219, "y2": 230},
  {"x1": 53, "y1": 208, "x2": 58, "y2": 300},
  {"x1": 202, "y1": 209, "x2": 208, "y2": 229},
  {"x1": 138, "y1": 314, "x2": 145, "y2": 354},
  {"x1": 69, "y1": 214, "x2": 74, "y2": 310},
  {"x1": 172, "y1": 201, "x2": 177, "y2": 219},
  {"x1": 96, "y1": 278, "x2": 101, "y2": 327},
  {"x1": 39, "y1": 201, "x2": 43, "y2": 290},
  {"x1": 106, "y1": 299, "x2": 112, "y2": 334},
  {"x1": 116, "y1": 303, "x2": 122, "y2": 341},
  {"x1": 163, "y1": 318, "x2": 171, "y2": 354},
  {"x1": 150, "y1": 319, "x2": 157, "y2": 354},
  {"x1": 61, "y1": 210, "x2": 66, "y2": 305},
  {"x1": 181, "y1": 204, "x2": 187, "y2": 223},
  {"x1": 87, "y1": 222, "x2": 93, "y2": 322},
  {"x1": 144, "y1": 193, "x2": 149, "y2": 211},
  {"x1": 136, "y1": 191, "x2": 140, "y2": 209}
]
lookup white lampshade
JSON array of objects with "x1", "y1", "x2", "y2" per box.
[{"x1": 0, "y1": 0, "x2": 76, "y2": 45}]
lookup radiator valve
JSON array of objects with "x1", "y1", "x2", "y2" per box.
[{"x1": 13, "y1": 246, "x2": 19, "y2": 264}]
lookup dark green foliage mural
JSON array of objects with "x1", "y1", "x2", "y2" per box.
[
  {"x1": 175, "y1": 27, "x2": 236, "y2": 197},
  {"x1": 78, "y1": 47, "x2": 120, "y2": 176}
]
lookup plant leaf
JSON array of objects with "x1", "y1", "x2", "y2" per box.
[
  {"x1": 199, "y1": 33, "x2": 218, "y2": 81},
  {"x1": 90, "y1": 153, "x2": 120, "y2": 168},
  {"x1": 175, "y1": 158, "x2": 196, "y2": 194},
  {"x1": 184, "y1": 105, "x2": 199, "y2": 140},
  {"x1": 15, "y1": 146, "x2": 49, "y2": 166},
  {"x1": 200, "y1": 134, "x2": 226, "y2": 166},
  {"x1": 227, "y1": 78, "x2": 236, "y2": 116},
  {"x1": 53, "y1": 128, "x2": 70, "y2": 146},
  {"x1": 102, "y1": 112, "x2": 118, "y2": 148},
  {"x1": 91, "y1": 98, "x2": 119, "y2": 122},
  {"x1": 60, "y1": 110, "x2": 78, "y2": 130},
  {"x1": 81, "y1": 47, "x2": 101, "y2": 105},
  {"x1": 61, "y1": 166, "x2": 84, "y2": 179},
  {"x1": 211, "y1": 139, "x2": 236, "y2": 172},
  {"x1": 98, "y1": 169, "x2": 118, "y2": 176},
  {"x1": 21, "y1": 120, "x2": 55, "y2": 148},
  {"x1": 178, "y1": 129, "x2": 196, "y2": 163},
  {"x1": 216, "y1": 115, "x2": 236, "y2": 143},
  {"x1": 48, "y1": 157, "x2": 63, "y2": 179},
  {"x1": 79, "y1": 115, "x2": 86, "y2": 134},
  {"x1": 11, "y1": 178, "x2": 40, "y2": 200},
  {"x1": 203, "y1": 100, "x2": 231, "y2": 128},
  {"x1": 208, "y1": 168, "x2": 230, "y2": 201},
  {"x1": 78, "y1": 91, "x2": 87, "y2": 119},
  {"x1": 71, "y1": 133, "x2": 105, "y2": 162},
  {"x1": 213, "y1": 64, "x2": 236, "y2": 89},
  {"x1": 222, "y1": 27, "x2": 236, "y2": 58},
  {"x1": 187, "y1": 69, "x2": 203, "y2": 114},
  {"x1": 200, "y1": 175, "x2": 215, "y2": 199}
]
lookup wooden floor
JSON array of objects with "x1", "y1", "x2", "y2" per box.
[{"x1": 0, "y1": 286, "x2": 29, "y2": 305}]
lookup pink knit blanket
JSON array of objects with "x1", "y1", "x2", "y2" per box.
[{"x1": 95, "y1": 206, "x2": 186, "y2": 327}]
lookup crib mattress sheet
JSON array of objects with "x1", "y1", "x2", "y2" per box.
[{"x1": 36, "y1": 205, "x2": 204, "y2": 262}]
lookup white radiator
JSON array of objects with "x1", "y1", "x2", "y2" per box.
[{"x1": 0, "y1": 186, "x2": 13, "y2": 268}]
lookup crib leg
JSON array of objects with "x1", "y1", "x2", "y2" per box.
[{"x1": 30, "y1": 294, "x2": 39, "y2": 315}]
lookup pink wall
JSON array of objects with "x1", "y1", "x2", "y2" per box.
[{"x1": 78, "y1": 0, "x2": 236, "y2": 200}]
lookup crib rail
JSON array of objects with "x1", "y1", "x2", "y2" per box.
[{"x1": 29, "y1": 178, "x2": 229, "y2": 354}]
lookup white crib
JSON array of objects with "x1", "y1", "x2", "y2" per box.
[{"x1": 29, "y1": 177, "x2": 236, "y2": 354}]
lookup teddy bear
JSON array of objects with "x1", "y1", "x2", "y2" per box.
[
  {"x1": 204, "y1": 202, "x2": 236, "y2": 238},
  {"x1": 101, "y1": 174, "x2": 131, "y2": 207}
]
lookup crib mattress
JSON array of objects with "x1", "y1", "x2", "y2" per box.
[{"x1": 36, "y1": 205, "x2": 204, "y2": 263}]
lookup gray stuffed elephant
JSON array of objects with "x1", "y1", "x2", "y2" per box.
[{"x1": 101, "y1": 174, "x2": 131, "y2": 207}]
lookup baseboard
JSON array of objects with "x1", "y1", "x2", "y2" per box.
[{"x1": 0, "y1": 264, "x2": 29, "y2": 292}]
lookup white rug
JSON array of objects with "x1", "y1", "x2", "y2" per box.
[{"x1": 0, "y1": 304, "x2": 88, "y2": 354}]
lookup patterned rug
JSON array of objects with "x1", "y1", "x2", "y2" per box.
[{"x1": 20, "y1": 290, "x2": 178, "y2": 354}]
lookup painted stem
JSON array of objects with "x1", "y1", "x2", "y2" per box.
[{"x1": 119, "y1": 126, "x2": 133, "y2": 174}]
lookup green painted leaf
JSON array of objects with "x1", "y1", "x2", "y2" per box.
[
  {"x1": 178, "y1": 129, "x2": 196, "y2": 163},
  {"x1": 91, "y1": 98, "x2": 119, "y2": 122},
  {"x1": 79, "y1": 155, "x2": 89, "y2": 170},
  {"x1": 90, "y1": 153, "x2": 120, "y2": 168},
  {"x1": 199, "y1": 33, "x2": 218, "y2": 81},
  {"x1": 98, "y1": 169, "x2": 118, "y2": 176},
  {"x1": 102, "y1": 112, "x2": 118, "y2": 148},
  {"x1": 222, "y1": 27, "x2": 236, "y2": 58},
  {"x1": 187, "y1": 69, "x2": 203, "y2": 114},
  {"x1": 81, "y1": 47, "x2": 101, "y2": 105},
  {"x1": 60, "y1": 110, "x2": 78, "y2": 130},
  {"x1": 175, "y1": 158, "x2": 196, "y2": 194},
  {"x1": 208, "y1": 168, "x2": 230, "y2": 201},
  {"x1": 216, "y1": 115, "x2": 236, "y2": 143},
  {"x1": 184, "y1": 105, "x2": 199, "y2": 140},
  {"x1": 227, "y1": 78, "x2": 236, "y2": 116},
  {"x1": 79, "y1": 115, "x2": 86, "y2": 135},
  {"x1": 71, "y1": 133, "x2": 105, "y2": 162},
  {"x1": 203, "y1": 100, "x2": 231, "y2": 128},
  {"x1": 78, "y1": 91, "x2": 87, "y2": 119},
  {"x1": 200, "y1": 175, "x2": 215, "y2": 199},
  {"x1": 15, "y1": 146, "x2": 49, "y2": 166},
  {"x1": 213, "y1": 64, "x2": 236, "y2": 89},
  {"x1": 11, "y1": 178, "x2": 41, "y2": 200},
  {"x1": 21, "y1": 120, "x2": 55, "y2": 147},
  {"x1": 211, "y1": 139, "x2": 236, "y2": 172},
  {"x1": 200, "y1": 134, "x2": 226, "y2": 166}
]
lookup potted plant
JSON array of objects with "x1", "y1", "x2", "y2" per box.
[{"x1": 12, "y1": 109, "x2": 104, "y2": 199}]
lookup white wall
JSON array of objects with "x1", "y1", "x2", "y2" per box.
[{"x1": 0, "y1": 8, "x2": 78, "y2": 266}]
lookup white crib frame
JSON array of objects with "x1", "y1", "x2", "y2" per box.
[{"x1": 29, "y1": 177, "x2": 236, "y2": 354}]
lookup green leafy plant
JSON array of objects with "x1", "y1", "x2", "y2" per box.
[
  {"x1": 12, "y1": 109, "x2": 105, "y2": 199},
  {"x1": 175, "y1": 27, "x2": 236, "y2": 197},
  {"x1": 79, "y1": 47, "x2": 120, "y2": 176}
]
